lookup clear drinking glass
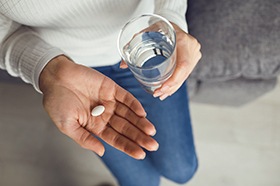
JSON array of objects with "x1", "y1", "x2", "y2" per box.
[{"x1": 118, "y1": 14, "x2": 177, "y2": 93}]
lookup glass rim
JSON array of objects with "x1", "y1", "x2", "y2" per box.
[{"x1": 117, "y1": 13, "x2": 177, "y2": 70}]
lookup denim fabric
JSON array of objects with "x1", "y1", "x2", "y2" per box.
[{"x1": 93, "y1": 62, "x2": 198, "y2": 186}]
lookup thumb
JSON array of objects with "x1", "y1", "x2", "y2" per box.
[{"x1": 120, "y1": 60, "x2": 128, "y2": 69}]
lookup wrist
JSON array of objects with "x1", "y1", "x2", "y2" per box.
[
  {"x1": 39, "y1": 55, "x2": 76, "y2": 94},
  {"x1": 171, "y1": 22, "x2": 186, "y2": 35}
]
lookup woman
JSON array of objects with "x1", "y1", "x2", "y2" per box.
[{"x1": 0, "y1": 0, "x2": 201, "y2": 185}]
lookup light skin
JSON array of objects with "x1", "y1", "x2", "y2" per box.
[
  {"x1": 120, "y1": 23, "x2": 202, "y2": 100},
  {"x1": 39, "y1": 23, "x2": 201, "y2": 160}
]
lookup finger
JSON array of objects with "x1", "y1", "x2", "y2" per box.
[
  {"x1": 114, "y1": 101, "x2": 156, "y2": 136},
  {"x1": 100, "y1": 126, "x2": 146, "y2": 159},
  {"x1": 62, "y1": 124, "x2": 105, "y2": 157},
  {"x1": 115, "y1": 86, "x2": 147, "y2": 117},
  {"x1": 153, "y1": 61, "x2": 190, "y2": 100},
  {"x1": 110, "y1": 114, "x2": 159, "y2": 151},
  {"x1": 153, "y1": 40, "x2": 202, "y2": 99},
  {"x1": 159, "y1": 51, "x2": 201, "y2": 100},
  {"x1": 160, "y1": 62, "x2": 192, "y2": 100},
  {"x1": 120, "y1": 60, "x2": 128, "y2": 69}
]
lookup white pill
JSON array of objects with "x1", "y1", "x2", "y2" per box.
[{"x1": 91, "y1": 105, "x2": 105, "y2": 116}]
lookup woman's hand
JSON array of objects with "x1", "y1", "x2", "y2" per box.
[
  {"x1": 120, "y1": 23, "x2": 202, "y2": 100},
  {"x1": 39, "y1": 56, "x2": 158, "y2": 159},
  {"x1": 153, "y1": 23, "x2": 202, "y2": 100}
]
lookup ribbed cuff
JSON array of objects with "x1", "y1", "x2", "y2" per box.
[
  {"x1": 4, "y1": 28, "x2": 64, "y2": 93},
  {"x1": 19, "y1": 43, "x2": 65, "y2": 93}
]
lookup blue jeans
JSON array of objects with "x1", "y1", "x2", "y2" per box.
[{"x1": 94, "y1": 63, "x2": 198, "y2": 186}]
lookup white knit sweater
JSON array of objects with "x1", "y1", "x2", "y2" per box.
[{"x1": 0, "y1": 0, "x2": 188, "y2": 92}]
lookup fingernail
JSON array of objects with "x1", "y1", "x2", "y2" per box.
[
  {"x1": 153, "y1": 91, "x2": 163, "y2": 98},
  {"x1": 143, "y1": 112, "x2": 147, "y2": 117},
  {"x1": 152, "y1": 142, "x2": 159, "y2": 151},
  {"x1": 139, "y1": 152, "x2": 146, "y2": 160},
  {"x1": 151, "y1": 128, "x2": 157, "y2": 136},
  {"x1": 159, "y1": 94, "x2": 169, "y2": 101},
  {"x1": 160, "y1": 85, "x2": 170, "y2": 92},
  {"x1": 98, "y1": 149, "x2": 105, "y2": 157},
  {"x1": 148, "y1": 129, "x2": 156, "y2": 136}
]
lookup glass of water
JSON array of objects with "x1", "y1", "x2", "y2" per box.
[{"x1": 118, "y1": 14, "x2": 176, "y2": 94}]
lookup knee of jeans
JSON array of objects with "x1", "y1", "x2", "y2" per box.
[{"x1": 161, "y1": 155, "x2": 198, "y2": 184}]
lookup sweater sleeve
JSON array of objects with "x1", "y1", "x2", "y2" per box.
[
  {"x1": 154, "y1": 0, "x2": 188, "y2": 33},
  {"x1": 0, "y1": 14, "x2": 65, "y2": 93}
]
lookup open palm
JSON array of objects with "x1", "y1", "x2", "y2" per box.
[{"x1": 40, "y1": 56, "x2": 158, "y2": 159}]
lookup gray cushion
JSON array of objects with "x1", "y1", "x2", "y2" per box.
[
  {"x1": 186, "y1": 0, "x2": 280, "y2": 105},
  {"x1": 189, "y1": 78, "x2": 277, "y2": 106}
]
